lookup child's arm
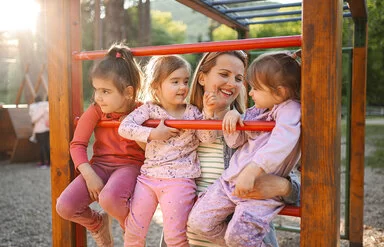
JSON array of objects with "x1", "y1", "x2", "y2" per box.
[
  {"x1": 222, "y1": 109, "x2": 248, "y2": 148},
  {"x1": 70, "y1": 105, "x2": 104, "y2": 201},
  {"x1": 77, "y1": 162, "x2": 104, "y2": 202},
  {"x1": 250, "y1": 102, "x2": 301, "y2": 174},
  {"x1": 29, "y1": 104, "x2": 45, "y2": 124},
  {"x1": 70, "y1": 104, "x2": 100, "y2": 170},
  {"x1": 118, "y1": 103, "x2": 180, "y2": 143}
]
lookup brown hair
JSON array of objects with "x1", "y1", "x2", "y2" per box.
[
  {"x1": 189, "y1": 51, "x2": 248, "y2": 114},
  {"x1": 247, "y1": 51, "x2": 301, "y2": 101},
  {"x1": 91, "y1": 43, "x2": 143, "y2": 101},
  {"x1": 143, "y1": 55, "x2": 191, "y2": 104}
]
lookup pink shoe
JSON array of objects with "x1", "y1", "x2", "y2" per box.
[{"x1": 90, "y1": 211, "x2": 113, "y2": 247}]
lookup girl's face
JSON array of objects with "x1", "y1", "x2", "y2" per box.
[
  {"x1": 199, "y1": 54, "x2": 245, "y2": 112},
  {"x1": 92, "y1": 77, "x2": 132, "y2": 113},
  {"x1": 156, "y1": 67, "x2": 190, "y2": 108},
  {"x1": 248, "y1": 82, "x2": 285, "y2": 110}
]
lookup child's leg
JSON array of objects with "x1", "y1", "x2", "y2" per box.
[
  {"x1": 187, "y1": 178, "x2": 235, "y2": 246},
  {"x1": 98, "y1": 165, "x2": 140, "y2": 229},
  {"x1": 35, "y1": 132, "x2": 45, "y2": 164},
  {"x1": 124, "y1": 175, "x2": 159, "y2": 247},
  {"x1": 55, "y1": 164, "x2": 108, "y2": 232},
  {"x1": 159, "y1": 178, "x2": 196, "y2": 247},
  {"x1": 224, "y1": 200, "x2": 283, "y2": 247}
]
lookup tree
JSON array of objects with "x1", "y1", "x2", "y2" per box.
[
  {"x1": 150, "y1": 10, "x2": 186, "y2": 46},
  {"x1": 104, "y1": 0, "x2": 126, "y2": 47}
]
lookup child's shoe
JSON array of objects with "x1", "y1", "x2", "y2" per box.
[{"x1": 90, "y1": 211, "x2": 113, "y2": 247}]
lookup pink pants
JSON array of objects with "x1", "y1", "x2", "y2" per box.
[
  {"x1": 124, "y1": 175, "x2": 196, "y2": 247},
  {"x1": 56, "y1": 163, "x2": 140, "y2": 231}
]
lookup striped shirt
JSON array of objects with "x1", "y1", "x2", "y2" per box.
[{"x1": 188, "y1": 137, "x2": 224, "y2": 247}]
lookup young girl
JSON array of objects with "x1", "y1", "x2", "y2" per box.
[
  {"x1": 188, "y1": 51, "x2": 301, "y2": 247},
  {"x1": 56, "y1": 44, "x2": 145, "y2": 247},
  {"x1": 118, "y1": 55, "x2": 216, "y2": 247}
]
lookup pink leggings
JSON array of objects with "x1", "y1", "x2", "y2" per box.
[
  {"x1": 124, "y1": 175, "x2": 196, "y2": 247},
  {"x1": 56, "y1": 163, "x2": 140, "y2": 231}
]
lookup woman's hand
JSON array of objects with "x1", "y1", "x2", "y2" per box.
[
  {"x1": 241, "y1": 173, "x2": 292, "y2": 200},
  {"x1": 78, "y1": 163, "x2": 105, "y2": 202},
  {"x1": 233, "y1": 162, "x2": 264, "y2": 197},
  {"x1": 203, "y1": 85, "x2": 219, "y2": 119},
  {"x1": 148, "y1": 119, "x2": 180, "y2": 141},
  {"x1": 222, "y1": 109, "x2": 243, "y2": 134}
]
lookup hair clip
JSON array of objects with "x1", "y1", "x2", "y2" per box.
[{"x1": 116, "y1": 52, "x2": 122, "y2": 58}]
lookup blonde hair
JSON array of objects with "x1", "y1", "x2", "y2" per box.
[
  {"x1": 143, "y1": 55, "x2": 191, "y2": 104},
  {"x1": 189, "y1": 51, "x2": 248, "y2": 114},
  {"x1": 247, "y1": 51, "x2": 301, "y2": 101}
]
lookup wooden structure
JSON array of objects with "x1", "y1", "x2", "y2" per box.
[
  {"x1": 0, "y1": 107, "x2": 40, "y2": 163},
  {"x1": 46, "y1": 0, "x2": 367, "y2": 246},
  {"x1": 15, "y1": 64, "x2": 48, "y2": 105}
]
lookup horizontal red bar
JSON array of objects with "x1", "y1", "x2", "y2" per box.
[
  {"x1": 95, "y1": 119, "x2": 275, "y2": 131},
  {"x1": 278, "y1": 205, "x2": 301, "y2": 217},
  {"x1": 73, "y1": 35, "x2": 302, "y2": 61}
]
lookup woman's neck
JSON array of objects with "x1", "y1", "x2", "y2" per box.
[{"x1": 214, "y1": 106, "x2": 231, "y2": 120}]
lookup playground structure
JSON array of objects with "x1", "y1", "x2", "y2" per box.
[
  {"x1": 0, "y1": 106, "x2": 40, "y2": 163},
  {"x1": 0, "y1": 64, "x2": 48, "y2": 163},
  {"x1": 15, "y1": 64, "x2": 48, "y2": 105},
  {"x1": 45, "y1": 0, "x2": 367, "y2": 247}
]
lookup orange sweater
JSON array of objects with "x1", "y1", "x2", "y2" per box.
[{"x1": 70, "y1": 103, "x2": 145, "y2": 169}]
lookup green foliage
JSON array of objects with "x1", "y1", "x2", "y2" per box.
[
  {"x1": 367, "y1": 0, "x2": 384, "y2": 106},
  {"x1": 212, "y1": 25, "x2": 237, "y2": 41},
  {"x1": 151, "y1": 10, "x2": 186, "y2": 45},
  {"x1": 364, "y1": 124, "x2": 384, "y2": 168}
]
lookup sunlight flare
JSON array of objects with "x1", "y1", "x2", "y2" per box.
[{"x1": 0, "y1": 0, "x2": 41, "y2": 33}]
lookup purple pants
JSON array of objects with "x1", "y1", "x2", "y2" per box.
[
  {"x1": 124, "y1": 175, "x2": 196, "y2": 247},
  {"x1": 188, "y1": 177, "x2": 284, "y2": 247},
  {"x1": 56, "y1": 163, "x2": 140, "y2": 231}
]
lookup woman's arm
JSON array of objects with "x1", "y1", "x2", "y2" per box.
[{"x1": 239, "y1": 171, "x2": 301, "y2": 206}]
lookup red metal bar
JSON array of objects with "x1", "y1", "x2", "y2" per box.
[
  {"x1": 73, "y1": 35, "x2": 302, "y2": 61},
  {"x1": 74, "y1": 117, "x2": 303, "y2": 217},
  {"x1": 93, "y1": 119, "x2": 275, "y2": 131},
  {"x1": 279, "y1": 205, "x2": 301, "y2": 217}
]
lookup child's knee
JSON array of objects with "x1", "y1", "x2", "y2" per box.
[
  {"x1": 98, "y1": 188, "x2": 124, "y2": 210},
  {"x1": 56, "y1": 195, "x2": 75, "y2": 219},
  {"x1": 187, "y1": 213, "x2": 209, "y2": 235}
]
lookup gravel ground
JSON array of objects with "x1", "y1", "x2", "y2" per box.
[{"x1": 0, "y1": 159, "x2": 383, "y2": 247}]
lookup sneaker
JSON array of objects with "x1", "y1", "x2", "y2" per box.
[{"x1": 90, "y1": 211, "x2": 113, "y2": 247}]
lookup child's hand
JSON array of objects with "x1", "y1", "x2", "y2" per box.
[
  {"x1": 222, "y1": 109, "x2": 243, "y2": 134},
  {"x1": 84, "y1": 174, "x2": 105, "y2": 202},
  {"x1": 149, "y1": 119, "x2": 180, "y2": 141},
  {"x1": 203, "y1": 85, "x2": 218, "y2": 119},
  {"x1": 78, "y1": 163, "x2": 105, "y2": 202},
  {"x1": 233, "y1": 163, "x2": 264, "y2": 198}
]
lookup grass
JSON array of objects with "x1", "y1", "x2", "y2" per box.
[
  {"x1": 364, "y1": 124, "x2": 384, "y2": 168},
  {"x1": 340, "y1": 117, "x2": 384, "y2": 169}
]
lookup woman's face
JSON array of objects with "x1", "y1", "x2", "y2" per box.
[{"x1": 199, "y1": 54, "x2": 245, "y2": 112}]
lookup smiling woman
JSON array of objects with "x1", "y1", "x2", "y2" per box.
[{"x1": 0, "y1": 0, "x2": 40, "y2": 32}]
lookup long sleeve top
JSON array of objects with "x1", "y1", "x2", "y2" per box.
[
  {"x1": 70, "y1": 103, "x2": 145, "y2": 170},
  {"x1": 118, "y1": 102, "x2": 217, "y2": 179},
  {"x1": 223, "y1": 100, "x2": 301, "y2": 182},
  {"x1": 29, "y1": 101, "x2": 49, "y2": 134}
]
